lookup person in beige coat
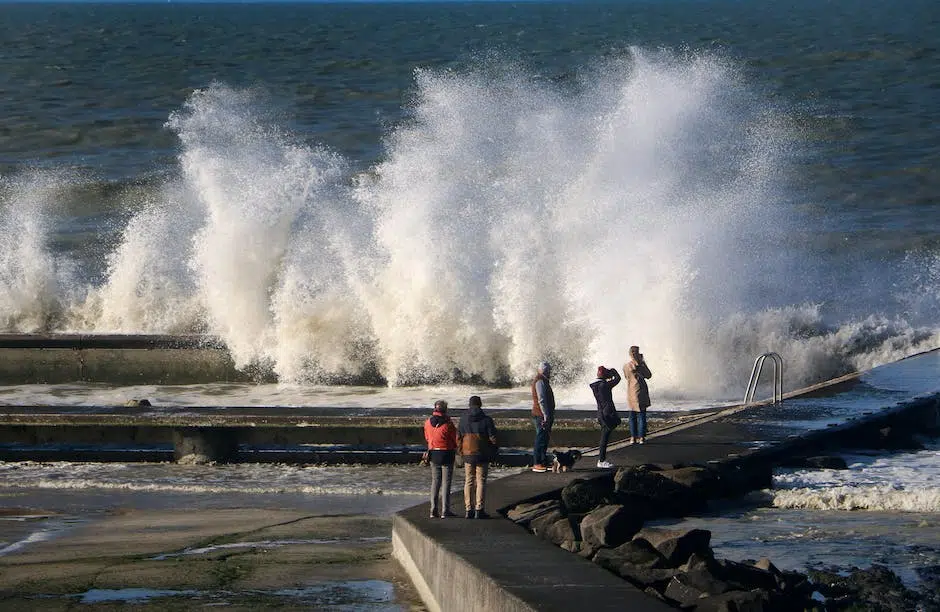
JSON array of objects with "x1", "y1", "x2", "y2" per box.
[{"x1": 624, "y1": 345, "x2": 652, "y2": 444}]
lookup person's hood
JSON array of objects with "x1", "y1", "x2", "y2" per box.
[
  {"x1": 468, "y1": 405, "x2": 486, "y2": 421},
  {"x1": 589, "y1": 379, "x2": 604, "y2": 390},
  {"x1": 429, "y1": 411, "x2": 450, "y2": 427}
]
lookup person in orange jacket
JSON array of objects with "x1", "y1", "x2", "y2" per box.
[{"x1": 424, "y1": 399, "x2": 458, "y2": 518}]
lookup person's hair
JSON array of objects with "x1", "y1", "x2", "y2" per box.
[
  {"x1": 538, "y1": 361, "x2": 551, "y2": 374},
  {"x1": 629, "y1": 346, "x2": 641, "y2": 361},
  {"x1": 468, "y1": 395, "x2": 482, "y2": 408},
  {"x1": 434, "y1": 400, "x2": 448, "y2": 412}
]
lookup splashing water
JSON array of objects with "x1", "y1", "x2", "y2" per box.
[{"x1": 1, "y1": 51, "x2": 937, "y2": 396}]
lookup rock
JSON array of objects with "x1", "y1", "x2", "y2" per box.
[
  {"x1": 680, "y1": 552, "x2": 718, "y2": 574},
  {"x1": 561, "y1": 477, "x2": 614, "y2": 513},
  {"x1": 780, "y1": 455, "x2": 848, "y2": 470},
  {"x1": 661, "y1": 465, "x2": 722, "y2": 496},
  {"x1": 542, "y1": 517, "x2": 579, "y2": 548},
  {"x1": 633, "y1": 527, "x2": 712, "y2": 568},
  {"x1": 506, "y1": 499, "x2": 563, "y2": 525},
  {"x1": 876, "y1": 426, "x2": 924, "y2": 451},
  {"x1": 694, "y1": 589, "x2": 770, "y2": 612},
  {"x1": 808, "y1": 564, "x2": 922, "y2": 612},
  {"x1": 803, "y1": 456, "x2": 848, "y2": 470},
  {"x1": 614, "y1": 465, "x2": 707, "y2": 516},
  {"x1": 663, "y1": 574, "x2": 709, "y2": 607},
  {"x1": 619, "y1": 565, "x2": 680, "y2": 590},
  {"x1": 605, "y1": 538, "x2": 668, "y2": 569},
  {"x1": 529, "y1": 508, "x2": 565, "y2": 538},
  {"x1": 579, "y1": 504, "x2": 645, "y2": 549},
  {"x1": 752, "y1": 558, "x2": 779, "y2": 574},
  {"x1": 714, "y1": 559, "x2": 779, "y2": 592},
  {"x1": 716, "y1": 463, "x2": 773, "y2": 497},
  {"x1": 682, "y1": 568, "x2": 732, "y2": 596},
  {"x1": 577, "y1": 542, "x2": 599, "y2": 559}
]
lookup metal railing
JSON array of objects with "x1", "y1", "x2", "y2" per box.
[{"x1": 743, "y1": 352, "x2": 783, "y2": 406}]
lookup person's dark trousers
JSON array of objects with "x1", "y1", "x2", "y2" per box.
[
  {"x1": 532, "y1": 417, "x2": 549, "y2": 465},
  {"x1": 629, "y1": 411, "x2": 647, "y2": 439},
  {"x1": 598, "y1": 425, "x2": 613, "y2": 461}
]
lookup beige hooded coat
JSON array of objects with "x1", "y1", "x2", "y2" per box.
[{"x1": 624, "y1": 358, "x2": 652, "y2": 411}]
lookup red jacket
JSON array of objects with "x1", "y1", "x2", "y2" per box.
[{"x1": 424, "y1": 410, "x2": 457, "y2": 450}]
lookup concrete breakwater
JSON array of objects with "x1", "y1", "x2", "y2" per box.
[
  {"x1": 0, "y1": 333, "x2": 248, "y2": 384},
  {"x1": 392, "y1": 350, "x2": 940, "y2": 612},
  {"x1": 0, "y1": 405, "x2": 681, "y2": 465}
]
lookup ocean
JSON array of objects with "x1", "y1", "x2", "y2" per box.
[{"x1": 1, "y1": 0, "x2": 939, "y2": 606}]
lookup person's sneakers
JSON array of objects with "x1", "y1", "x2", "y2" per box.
[
  {"x1": 465, "y1": 509, "x2": 475, "y2": 519},
  {"x1": 638, "y1": 438, "x2": 646, "y2": 444},
  {"x1": 596, "y1": 460, "x2": 614, "y2": 469},
  {"x1": 531, "y1": 464, "x2": 547, "y2": 473},
  {"x1": 628, "y1": 437, "x2": 636, "y2": 445},
  {"x1": 475, "y1": 510, "x2": 491, "y2": 519},
  {"x1": 430, "y1": 509, "x2": 440, "y2": 518},
  {"x1": 441, "y1": 510, "x2": 457, "y2": 519}
]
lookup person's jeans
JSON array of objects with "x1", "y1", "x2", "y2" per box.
[
  {"x1": 463, "y1": 462, "x2": 489, "y2": 511},
  {"x1": 532, "y1": 417, "x2": 551, "y2": 465},
  {"x1": 429, "y1": 454, "x2": 455, "y2": 515},
  {"x1": 598, "y1": 425, "x2": 612, "y2": 461},
  {"x1": 629, "y1": 410, "x2": 647, "y2": 439}
]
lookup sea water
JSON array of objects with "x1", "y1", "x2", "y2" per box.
[{"x1": 2, "y1": 0, "x2": 940, "y2": 604}]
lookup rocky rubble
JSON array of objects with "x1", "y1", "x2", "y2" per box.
[{"x1": 505, "y1": 462, "x2": 937, "y2": 611}]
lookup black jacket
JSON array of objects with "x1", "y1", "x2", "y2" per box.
[
  {"x1": 457, "y1": 405, "x2": 498, "y2": 464},
  {"x1": 590, "y1": 369, "x2": 622, "y2": 429}
]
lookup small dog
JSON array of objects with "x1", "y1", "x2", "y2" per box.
[{"x1": 551, "y1": 449, "x2": 583, "y2": 473}]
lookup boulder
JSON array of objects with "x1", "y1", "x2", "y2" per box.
[
  {"x1": 561, "y1": 476, "x2": 613, "y2": 513},
  {"x1": 619, "y1": 565, "x2": 680, "y2": 590},
  {"x1": 681, "y1": 568, "x2": 732, "y2": 596},
  {"x1": 529, "y1": 508, "x2": 566, "y2": 538},
  {"x1": 680, "y1": 552, "x2": 719, "y2": 574},
  {"x1": 507, "y1": 499, "x2": 563, "y2": 526},
  {"x1": 633, "y1": 527, "x2": 712, "y2": 568},
  {"x1": 808, "y1": 564, "x2": 922, "y2": 612},
  {"x1": 614, "y1": 465, "x2": 707, "y2": 516},
  {"x1": 660, "y1": 465, "x2": 722, "y2": 497},
  {"x1": 599, "y1": 538, "x2": 668, "y2": 569},
  {"x1": 579, "y1": 504, "x2": 645, "y2": 549},
  {"x1": 803, "y1": 456, "x2": 848, "y2": 470},
  {"x1": 663, "y1": 574, "x2": 709, "y2": 607},
  {"x1": 694, "y1": 589, "x2": 770, "y2": 612},
  {"x1": 542, "y1": 516, "x2": 579, "y2": 549},
  {"x1": 714, "y1": 559, "x2": 779, "y2": 592}
]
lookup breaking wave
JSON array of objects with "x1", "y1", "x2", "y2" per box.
[{"x1": 1, "y1": 49, "x2": 938, "y2": 395}]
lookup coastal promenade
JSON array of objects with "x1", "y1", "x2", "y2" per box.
[{"x1": 392, "y1": 349, "x2": 940, "y2": 612}]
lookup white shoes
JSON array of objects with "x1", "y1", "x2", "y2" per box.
[{"x1": 596, "y1": 460, "x2": 614, "y2": 469}]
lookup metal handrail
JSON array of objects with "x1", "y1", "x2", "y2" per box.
[{"x1": 743, "y1": 352, "x2": 783, "y2": 406}]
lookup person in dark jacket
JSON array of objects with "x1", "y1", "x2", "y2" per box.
[
  {"x1": 589, "y1": 366, "x2": 621, "y2": 469},
  {"x1": 530, "y1": 361, "x2": 555, "y2": 473},
  {"x1": 423, "y1": 399, "x2": 458, "y2": 519},
  {"x1": 457, "y1": 395, "x2": 498, "y2": 519}
]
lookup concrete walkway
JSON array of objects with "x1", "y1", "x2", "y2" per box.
[{"x1": 393, "y1": 349, "x2": 940, "y2": 612}]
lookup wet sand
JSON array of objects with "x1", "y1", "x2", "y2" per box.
[{"x1": 0, "y1": 507, "x2": 427, "y2": 611}]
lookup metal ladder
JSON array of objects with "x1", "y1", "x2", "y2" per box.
[{"x1": 743, "y1": 352, "x2": 783, "y2": 406}]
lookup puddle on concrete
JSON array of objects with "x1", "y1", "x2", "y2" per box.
[{"x1": 68, "y1": 580, "x2": 403, "y2": 608}]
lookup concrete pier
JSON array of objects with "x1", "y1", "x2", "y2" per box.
[{"x1": 392, "y1": 349, "x2": 940, "y2": 612}]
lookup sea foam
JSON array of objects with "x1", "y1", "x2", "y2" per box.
[{"x1": 2, "y1": 50, "x2": 939, "y2": 396}]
